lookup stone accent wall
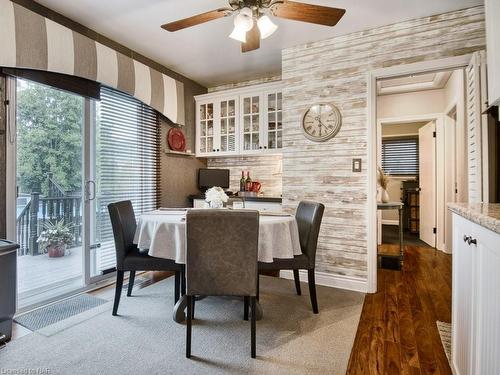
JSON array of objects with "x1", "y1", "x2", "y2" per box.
[
  {"x1": 208, "y1": 75, "x2": 281, "y2": 93},
  {"x1": 207, "y1": 155, "x2": 282, "y2": 197},
  {"x1": 281, "y1": 6, "x2": 485, "y2": 281}
]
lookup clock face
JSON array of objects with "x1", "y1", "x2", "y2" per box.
[{"x1": 302, "y1": 103, "x2": 342, "y2": 142}]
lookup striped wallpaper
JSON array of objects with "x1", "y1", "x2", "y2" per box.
[{"x1": 0, "y1": 0, "x2": 185, "y2": 125}]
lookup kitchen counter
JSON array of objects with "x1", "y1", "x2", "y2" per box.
[
  {"x1": 448, "y1": 202, "x2": 500, "y2": 234},
  {"x1": 188, "y1": 194, "x2": 282, "y2": 203}
]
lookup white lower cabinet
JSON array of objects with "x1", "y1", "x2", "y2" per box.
[
  {"x1": 451, "y1": 213, "x2": 500, "y2": 375},
  {"x1": 192, "y1": 199, "x2": 281, "y2": 211},
  {"x1": 242, "y1": 201, "x2": 282, "y2": 212}
]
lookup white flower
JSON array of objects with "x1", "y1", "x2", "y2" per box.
[{"x1": 205, "y1": 186, "x2": 229, "y2": 203}]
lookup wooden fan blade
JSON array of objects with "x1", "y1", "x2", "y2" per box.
[
  {"x1": 161, "y1": 8, "x2": 232, "y2": 32},
  {"x1": 271, "y1": 1, "x2": 345, "y2": 27},
  {"x1": 242, "y1": 24, "x2": 261, "y2": 53}
]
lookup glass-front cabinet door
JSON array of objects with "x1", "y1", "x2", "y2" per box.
[
  {"x1": 219, "y1": 98, "x2": 237, "y2": 154},
  {"x1": 241, "y1": 94, "x2": 261, "y2": 152},
  {"x1": 265, "y1": 91, "x2": 283, "y2": 151},
  {"x1": 198, "y1": 102, "x2": 214, "y2": 154}
]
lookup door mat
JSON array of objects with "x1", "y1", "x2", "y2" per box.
[{"x1": 15, "y1": 294, "x2": 107, "y2": 332}]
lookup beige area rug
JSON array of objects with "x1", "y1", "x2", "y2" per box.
[{"x1": 1, "y1": 276, "x2": 365, "y2": 375}]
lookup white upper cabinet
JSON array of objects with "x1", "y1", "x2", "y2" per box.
[
  {"x1": 485, "y1": 0, "x2": 500, "y2": 106},
  {"x1": 195, "y1": 82, "x2": 283, "y2": 157},
  {"x1": 197, "y1": 101, "x2": 215, "y2": 155},
  {"x1": 219, "y1": 98, "x2": 238, "y2": 154},
  {"x1": 196, "y1": 96, "x2": 238, "y2": 156},
  {"x1": 264, "y1": 90, "x2": 283, "y2": 151},
  {"x1": 241, "y1": 94, "x2": 262, "y2": 153}
]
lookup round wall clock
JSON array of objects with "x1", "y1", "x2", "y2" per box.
[{"x1": 302, "y1": 103, "x2": 342, "y2": 142}]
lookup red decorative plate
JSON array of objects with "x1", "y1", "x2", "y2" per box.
[{"x1": 167, "y1": 128, "x2": 186, "y2": 152}]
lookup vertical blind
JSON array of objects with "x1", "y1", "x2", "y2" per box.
[
  {"x1": 381, "y1": 137, "x2": 419, "y2": 175},
  {"x1": 95, "y1": 86, "x2": 159, "y2": 273}
]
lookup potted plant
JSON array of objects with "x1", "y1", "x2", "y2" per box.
[
  {"x1": 37, "y1": 219, "x2": 74, "y2": 258},
  {"x1": 205, "y1": 186, "x2": 229, "y2": 209}
]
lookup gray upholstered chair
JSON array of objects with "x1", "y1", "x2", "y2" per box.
[
  {"x1": 185, "y1": 209, "x2": 259, "y2": 359},
  {"x1": 258, "y1": 201, "x2": 325, "y2": 313},
  {"x1": 108, "y1": 200, "x2": 183, "y2": 316}
]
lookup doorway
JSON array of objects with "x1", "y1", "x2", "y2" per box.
[
  {"x1": 5, "y1": 76, "x2": 109, "y2": 309},
  {"x1": 376, "y1": 68, "x2": 466, "y2": 256},
  {"x1": 12, "y1": 77, "x2": 87, "y2": 307},
  {"x1": 366, "y1": 53, "x2": 490, "y2": 292}
]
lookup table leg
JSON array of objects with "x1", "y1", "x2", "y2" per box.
[
  {"x1": 399, "y1": 206, "x2": 404, "y2": 267},
  {"x1": 173, "y1": 296, "x2": 263, "y2": 323},
  {"x1": 173, "y1": 295, "x2": 188, "y2": 323}
]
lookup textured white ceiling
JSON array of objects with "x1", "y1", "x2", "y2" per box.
[{"x1": 35, "y1": 0, "x2": 483, "y2": 87}]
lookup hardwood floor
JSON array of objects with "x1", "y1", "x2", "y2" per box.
[{"x1": 347, "y1": 245, "x2": 452, "y2": 375}]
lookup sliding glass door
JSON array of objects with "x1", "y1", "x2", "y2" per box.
[
  {"x1": 87, "y1": 87, "x2": 159, "y2": 281},
  {"x1": 14, "y1": 77, "x2": 86, "y2": 307},
  {"x1": 9, "y1": 76, "x2": 160, "y2": 308}
]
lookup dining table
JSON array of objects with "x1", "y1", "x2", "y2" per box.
[{"x1": 133, "y1": 208, "x2": 302, "y2": 323}]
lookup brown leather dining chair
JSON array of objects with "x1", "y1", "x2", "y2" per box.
[
  {"x1": 258, "y1": 201, "x2": 325, "y2": 313},
  {"x1": 185, "y1": 209, "x2": 259, "y2": 359},
  {"x1": 108, "y1": 200, "x2": 183, "y2": 316}
]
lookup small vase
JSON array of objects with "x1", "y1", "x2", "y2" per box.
[
  {"x1": 381, "y1": 188, "x2": 390, "y2": 203},
  {"x1": 47, "y1": 243, "x2": 66, "y2": 258},
  {"x1": 209, "y1": 200, "x2": 223, "y2": 209}
]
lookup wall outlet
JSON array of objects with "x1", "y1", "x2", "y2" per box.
[{"x1": 352, "y1": 158, "x2": 362, "y2": 172}]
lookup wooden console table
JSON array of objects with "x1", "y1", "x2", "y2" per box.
[{"x1": 378, "y1": 201, "x2": 404, "y2": 269}]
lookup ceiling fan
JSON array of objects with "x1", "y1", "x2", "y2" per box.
[{"x1": 161, "y1": 0, "x2": 346, "y2": 53}]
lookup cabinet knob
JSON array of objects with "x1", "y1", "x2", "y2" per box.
[
  {"x1": 467, "y1": 237, "x2": 477, "y2": 246},
  {"x1": 463, "y1": 235, "x2": 470, "y2": 243},
  {"x1": 212, "y1": 149, "x2": 215, "y2": 152},
  {"x1": 217, "y1": 149, "x2": 220, "y2": 152},
  {"x1": 264, "y1": 146, "x2": 267, "y2": 149},
  {"x1": 259, "y1": 146, "x2": 262, "y2": 149}
]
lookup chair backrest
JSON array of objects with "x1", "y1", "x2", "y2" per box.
[
  {"x1": 296, "y1": 201, "x2": 325, "y2": 268},
  {"x1": 186, "y1": 210, "x2": 259, "y2": 297},
  {"x1": 107, "y1": 200, "x2": 137, "y2": 270}
]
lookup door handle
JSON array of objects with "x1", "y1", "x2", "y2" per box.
[
  {"x1": 467, "y1": 237, "x2": 477, "y2": 246},
  {"x1": 85, "y1": 180, "x2": 96, "y2": 201}
]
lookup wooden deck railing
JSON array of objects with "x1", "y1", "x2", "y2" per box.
[{"x1": 16, "y1": 192, "x2": 82, "y2": 256}]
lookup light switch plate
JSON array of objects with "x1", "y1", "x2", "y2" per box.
[{"x1": 352, "y1": 158, "x2": 362, "y2": 172}]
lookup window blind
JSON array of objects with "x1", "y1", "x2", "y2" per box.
[
  {"x1": 381, "y1": 137, "x2": 419, "y2": 175},
  {"x1": 95, "y1": 86, "x2": 159, "y2": 273}
]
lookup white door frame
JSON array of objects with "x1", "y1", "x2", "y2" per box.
[
  {"x1": 367, "y1": 54, "x2": 473, "y2": 293},
  {"x1": 5, "y1": 76, "x2": 17, "y2": 242},
  {"x1": 377, "y1": 114, "x2": 445, "y2": 251}
]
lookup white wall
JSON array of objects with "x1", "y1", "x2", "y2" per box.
[{"x1": 377, "y1": 89, "x2": 446, "y2": 118}]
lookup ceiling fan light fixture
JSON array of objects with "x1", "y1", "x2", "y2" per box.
[
  {"x1": 234, "y1": 7, "x2": 254, "y2": 31},
  {"x1": 229, "y1": 24, "x2": 248, "y2": 43},
  {"x1": 257, "y1": 15, "x2": 278, "y2": 39}
]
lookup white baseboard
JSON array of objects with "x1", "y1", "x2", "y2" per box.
[
  {"x1": 280, "y1": 270, "x2": 368, "y2": 293},
  {"x1": 382, "y1": 220, "x2": 399, "y2": 226}
]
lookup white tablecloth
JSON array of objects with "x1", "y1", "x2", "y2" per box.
[{"x1": 133, "y1": 209, "x2": 302, "y2": 263}]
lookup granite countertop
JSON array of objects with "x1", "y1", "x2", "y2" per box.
[{"x1": 448, "y1": 203, "x2": 500, "y2": 234}]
